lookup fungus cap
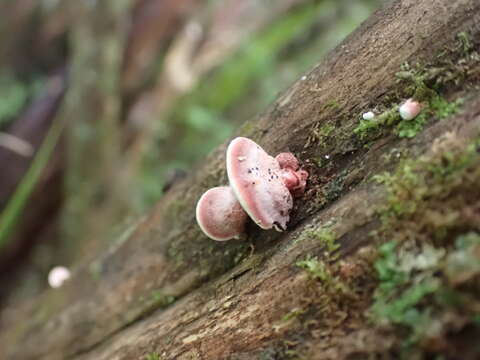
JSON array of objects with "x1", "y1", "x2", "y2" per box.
[
  {"x1": 48, "y1": 266, "x2": 71, "y2": 288},
  {"x1": 196, "y1": 186, "x2": 247, "y2": 241},
  {"x1": 399, "y1": 98, "x2": 422, "y2": 120},
  {"x1": 226, "y1": 137, "x2": 293, "y2": 231}
]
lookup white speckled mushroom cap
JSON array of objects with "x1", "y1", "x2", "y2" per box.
[
  {"x1": 226, "y1": 137, "x2": 293, "y2": 231},
  {"x1": 196, "y1": 186, "x2": 247, "y2": 241}
]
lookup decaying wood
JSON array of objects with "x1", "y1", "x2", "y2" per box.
[{"x1": 1, "y1": 0, "x2": 479, "y2": 359}]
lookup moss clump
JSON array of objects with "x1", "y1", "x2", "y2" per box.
[
  {"x1": 354, "y1": 107, "x2": 400, "y2": 139},
  {"x1": 368, "y1": 137, "x2": 480, "y2": 356},
  {"x1": 354, "y1": 93, "x2": 463, "y2": 140},
  {"x1": 308, "y1": 227, "x2": 338, "y2": 253},
  {"x1": 355, "y1": 30, "x2": 477, "y2": 141},
  {"x1": 295, "y1": 223, "x2": 339, "y2": 256},
  {"x1": 305, "y1": 121, "x2": 337, "y2": 149},
  {"x1": 149, "y1": 290, "x2": 176, "y2": 308},
  {"x1": 296, "y1": 256, "x2": 333, "y2": 283},
  {"x1": 280, "y1": 308, "x2": 306, "y2": 323},
  {"x1": 373, "y1": 139, "x2": 479, "y2": 222},
  {"x1": 371, "y1": 234, "x2": 480, "y2": 353},
  {"x1": 145, "y1": 352, "x2": 162, "y2": 360}
]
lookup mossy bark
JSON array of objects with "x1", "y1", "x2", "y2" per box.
[{"x1": 1, "y1": 0, "x2": 480, "y2": 359}]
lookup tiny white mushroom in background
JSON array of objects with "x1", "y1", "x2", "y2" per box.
[
  {"x1": 301, "y1": 75, "x2": 307, "y2": 81},
  {"x1": 48, "y1": 266, "x2": 71, "y2": 288},
  {"x1": 399, "y1": 98, "x2": 422, "y2": 120},
  {"x1": 324, "y1": 154, "x2": 330, "y2": 160},
  {"x1": 362, "y1": 111, "x2": 375, "y2": 121}
]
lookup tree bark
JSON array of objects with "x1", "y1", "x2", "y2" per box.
[{"x1": 1, "y1": 0, "x2": 479, "y2": 359}]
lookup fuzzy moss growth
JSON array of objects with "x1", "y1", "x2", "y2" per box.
[
  {"x1": 373, "y1": 139, "x2": 479, "y2": 222},
  {"x1": 295, "y1": 223, "x2": 339, "y2": 255},
  {"x1": 309, "y1": 227, "x2": 338, "y2": 253},
  {"x1": 150, "y1": 290, "x2": 176, "y2": 307},
  {"x1": 354, "y1": 106, "x2": 400, "y2": 139},
  {"x1": 281, "y1": 308, "x2": 306, "y2": 323},
  {"x1": 355, "y1": 30, "x2": 477, "y2": 141},
  {"x1": 371, "y1": 234, "x2": 480, "y2": 351},
  {"x1": 354, "y1": 93, "x2": 463, "y2": 140},
  {"x1": 296, "y1": 256, "x2": 333, "y2": 283},
  {"x1": 368, "y1": 136, "x2": 480, "y2": 356},
  {"x1": 145, "y1": 352, "x2": 162, "y2": 360}
]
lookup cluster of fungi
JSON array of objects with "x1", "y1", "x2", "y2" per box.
[{"x1": 196, "y1": 137, "x2": 308, "y2": 241}]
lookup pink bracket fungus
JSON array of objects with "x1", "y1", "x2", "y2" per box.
[
  {"x1": 196, "y1": 186, "x2": 247, "y2": 241},
  {"x1": 196, "y1": 137, "x2": 309, "y2": 240},
  {"x1": 226, "y1": 137, "x2": 308, "y2": 231}
]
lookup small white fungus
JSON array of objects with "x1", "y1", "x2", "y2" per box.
[
  {"x1": 301, "y1": 75, "x2": 307, "y2": 81},
  {"x1": 324, "y1": 154, "x2": 330, "y2": 160},
  {"x1": 48, "y1": 266, "x2": 71, "y2": 288},
  {"x1": 362, "y1": 111, "x2": 375, "y2": 121}
]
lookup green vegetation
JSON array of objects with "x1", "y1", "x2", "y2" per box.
[
  {"x1": 0, "y1": 117, "x2": 63, "y2": 249},
  {"x1": 296, "y1": 256, "x2": 332, "y2": 283},
  {"x1": 0, "y1": 71, "x2": 43, "y2": 129},
  {"x1": 294, "y1": 223, "x2": 339, "y2": 256},
  {"x1": 354, "y1": 92, "x2": 463, "y2": 140},
  {"x1": 355, "y1": 30, "x2": 477, "y2": 141},
  {"x1": 354, "y1": 107, "x2": 400, "y2": 139},
  {"x1": 373, "y1": 140, "x2": 478, "y2": 222},
  {"x1": 145, "y1": 352, "x2": 162, "y2": 360},
  {"x1": 371, "y1": 234, "x2": 480, "y2": 349},
  {"x1": 281, "y1": 308, "x2": 306, "y2": 323},
  {"x1": 150, "y1": 290, "x2": 176, "y2": 308},
  {"x1": 368, "y1": 136, "x2": 480, "y2": 355},
  {"x1": 306, "y1": 227, "x2": 339, "y2": 253}
]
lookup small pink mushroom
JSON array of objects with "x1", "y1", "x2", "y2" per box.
[
  {"x1": 196, "y1": 186, "x2": 247, "y2": 241},
  {"x1": 226, "y1": 137, "x2": 308, "y2": 231},
  {"x1": 399, "y1": 98, "x2": 422, "y2": 120}
]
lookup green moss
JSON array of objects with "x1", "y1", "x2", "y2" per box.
[
  {"x1": 368, "y1": 136, "x2": 480, "y2": 355},
  {"x1": 354, "y1": 107, "x2": 400, "y2": 139},
  {"x1": 325, "y1": 170, "x2": 348, "y2": 202},
  {"x1": 315, "y1": 123, "x2": 335, "y2": 138},
  {"x1": 429, "y1": 96, "x2": 464, "y2": 120},
  {"x1": 373, "y1": 140, "x2": 479, "y2": 222},
  {"x1": 308, "y1": 228, "x2": 338, "y2": 253},
  {"x1": 294, "y1": 222, "x2": 339, "y2": 255},
  {"x1": 149, "y1": 290, "x2": 176, "y2": 307},
  {"x1": 281, "y1": 308, "x2": 306, "y2": 323},
  {"x1": 355, "y1": 30, "x2": 477, "y2": 141},
  {"x1": 145, "y1": 352, "x2": 162, "y2": 360},
  {"x1": 370, "y1": 233, "x2": 480, "y2": 350},
  {"x1": 324, "y1": 100, "x2": 340, "y2": 110},
  {"x1": 456, "y1": 31, "x2": 474, "y2": 55},
  {"x1": 355, "y1": 92, "x2": 463, "y2": 140},
  {"x1": 395, "y1": 112, "x2": 428, "y2": 138},
  {"x1": 296, "y1": 256, "x2": 333, "y2": 283}
]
